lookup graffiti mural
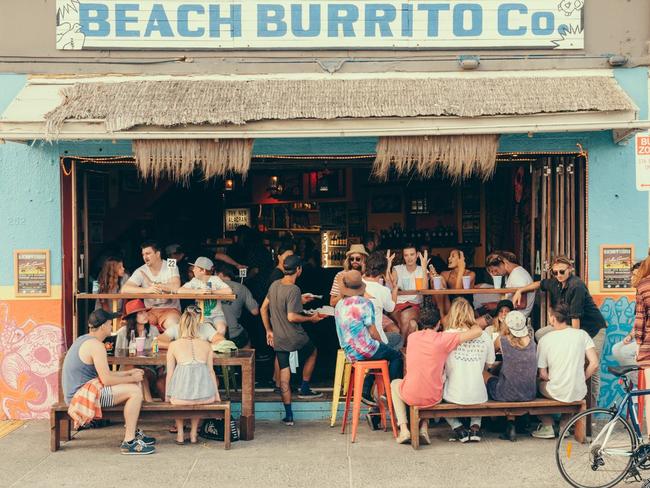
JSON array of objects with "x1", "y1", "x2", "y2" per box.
[
  {"x1": 0, "y1": 301, "x2": 64, "y2": 420},
  {"x1": 597, "y1": 295, "x2": 636, "y2": 408}
]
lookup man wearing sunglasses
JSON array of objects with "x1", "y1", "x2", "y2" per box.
[
  {"x1": 330, "y1": 244, "x2": 369, "y2": 307},
  {"x1": 512, "y1": 255, "x2": 606, "y2": 407}
]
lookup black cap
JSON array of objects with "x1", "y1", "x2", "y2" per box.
[
  {"x1": 493, "y1": 299, "x2": 515, "y2": 317},
  {"x1": 283, "y1": 255, "x2": 303, "y2": 273},
  {"x1": 88, "y1": 309, "x2": 120, "y2": 328}
]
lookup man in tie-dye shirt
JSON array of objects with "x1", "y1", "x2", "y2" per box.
[{"x1": 335, "y1": 270, "x2": 403, "y2": 406}]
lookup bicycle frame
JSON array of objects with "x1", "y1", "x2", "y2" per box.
[{"x1": 591, "y1": 387, "x2": 650, "y2": 457}]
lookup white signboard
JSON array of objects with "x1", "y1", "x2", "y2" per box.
[
  {"x1": 225, "y1": 208, "x2": 251, "y2": 231},
  {"x1": 636, "y1": 132, "x2": 650, "y2": 191},
  {"x1": 56, "y1": 0, "x2": 583, "y2": 50}
]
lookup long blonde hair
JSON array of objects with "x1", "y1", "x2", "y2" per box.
[
  {"x1": 179, "y1": 306, "x2": 202, "y2": 339},
  {"x1": 444, "y1": 298, "x2": 476, "y2": 330},
  {"x1": 633, "y1": 257, "x2": 650, "y2": 288}
]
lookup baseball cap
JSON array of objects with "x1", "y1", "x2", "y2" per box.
[
  {"x1": 88, "y1": 309, "x2": 120, "y2": 328},
  {"x1": 283, "y1": 255, "x2": 303, "y2": 273},
  {"x1": 505, "y1": 311, "x2": 528, "y2": 338},
  {"x1": 189, "y1": 256, "x2": 214, "y2": 270}
]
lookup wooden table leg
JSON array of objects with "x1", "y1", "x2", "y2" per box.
[
  {"x1": 410, "y1": 407, "x2": 420, "y2": 450},
  {"x1": 50, "y1": 410, "x2": 60, "y2": 452},
  {"x1": 62, "y1": 417, "x2": 71, "y2": 441},
  {"x1": 574, "y1": 402, "x2": 587, "y2": 444},
  {"x1": 239, "y1": 357, "x2": 255, "y2": 440}
]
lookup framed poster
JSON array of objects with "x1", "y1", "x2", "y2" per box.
[
  {"x1": 225, "y1": 208, "x2": 251, "y2": 232},
  {"x1": 600, "y1": 245, "x2": 635, "y2": 291},
  {"x1": 14, "y1": 249, "x2": 51, "y2": 297}
]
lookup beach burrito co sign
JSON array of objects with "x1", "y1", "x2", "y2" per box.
[{"x1": 56, "y1": 0, "x2": 584, "y2": 50}]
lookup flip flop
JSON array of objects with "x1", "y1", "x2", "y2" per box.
[{"x1": 175, "y1": 439, "x2": 186, "y2": 445}]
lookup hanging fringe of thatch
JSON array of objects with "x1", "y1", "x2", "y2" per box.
[
  {"x1": 373, "y1": 135, "x2": 499, "y2": 182},
  {"x1": 133, "y1": 139, "x2": 253, "y2": 184}
]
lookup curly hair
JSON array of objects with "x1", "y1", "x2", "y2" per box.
[{"x1": 97, "y1": 257, "x2": 123, "y2": 309}]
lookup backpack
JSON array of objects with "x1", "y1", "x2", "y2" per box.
[{"x1": 198, "y1": 418, "x2": 240, "y2": 442}]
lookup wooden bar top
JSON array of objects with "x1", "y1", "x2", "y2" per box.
[
  {"x1": 76, "y1": 292, "x2": 236, "y2": 301},
  {"x1": 397, "y1": 288, "x2": 517, "y2": 296},
  {"x1": 107, "y1": 348, "x2": 254, "y2": 366}
]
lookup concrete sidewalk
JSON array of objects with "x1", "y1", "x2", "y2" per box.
[{"x1": 2, "y1": 419, "x2": 569, "y2": 488}]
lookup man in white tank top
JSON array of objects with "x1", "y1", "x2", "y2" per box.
[{"x1": 391, "y1": 245, "x2": 429, "y2": 344}]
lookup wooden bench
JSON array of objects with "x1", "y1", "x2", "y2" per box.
[
  {"x1": 50, "y1": 401, "x2": 231, "y2": 451},
  {"x1": 51, "y1": 355, "x2": 231, "y2": 452},
  {"x1": 409, "y1": 398, "x2": 586, "y2": 449}
]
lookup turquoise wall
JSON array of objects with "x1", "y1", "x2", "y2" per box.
[{"x1": 0, "y1": 75, "x2": 64, "y2": 286}]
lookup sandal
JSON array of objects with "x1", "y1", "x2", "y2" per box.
[{"x1": 175, "y1": 439, "x2": 186, "y2": 445}]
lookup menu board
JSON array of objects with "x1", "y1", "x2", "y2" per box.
[
  {"x1": 225, "y1": 208, "x2": 251, "y2": 232},
  {"x1": 600, "y1": 245, "x2": 634, "y2": 291},
  {"x1": 14, "y1": 249, "x2": 51, "y2": 297}
]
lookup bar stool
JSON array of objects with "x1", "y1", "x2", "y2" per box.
[
  {"x1": 330, "y1": 349, "x2": 352, "y2": 427},
  {"x1": 341, "y1": 360, "x2": 398, "y2": 442}
]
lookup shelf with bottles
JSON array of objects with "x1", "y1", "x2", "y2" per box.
[
  {"x1": 321, "y1": 230, "x2": 349, "y2": 268},
  {"x1": 379, "y1": 224, "x2": 460, "y2": 250}
]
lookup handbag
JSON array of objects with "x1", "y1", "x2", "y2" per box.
[{"x1": 198, "y1": 418, "x2": 240, "y2": 442}]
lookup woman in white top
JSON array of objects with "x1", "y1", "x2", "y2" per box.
[
  {"x1": 391, "y1": 246, "x2": 429, "y2": 343},
  {"x1": 443, "y1": 298, "x2": 495, "y2": 443}
]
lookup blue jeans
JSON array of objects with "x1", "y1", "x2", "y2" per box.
[{"x1": 362, "y1": 343, "x2": 403, "y2": 397}]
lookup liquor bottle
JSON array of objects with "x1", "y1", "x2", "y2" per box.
[
  {"x1": 152, "y1": 337, "x2": 159, "y2": 355},
  {"x1": 128, "y1": 330, "x2": 136, "y2": 357}
]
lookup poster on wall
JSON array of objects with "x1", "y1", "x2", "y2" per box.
[
  {"x1": 636, "y1": 132, "x2": 650, "y2": 191},
  {"x1": 225, "y1": 208, "x2": 251, "y2": 231},
  {"x1": 56, "y1": 0, "x2": 584, "y2": 51},
  {"x1": 14, "y1": 250, "x2": 51, "y2": 297},
  {"x1": 600, "y1": 245, "x2": 634, "y2": 291}
]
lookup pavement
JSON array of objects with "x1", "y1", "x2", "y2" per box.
[{"x1": 2, "y1": 419, "x2": 573, "y2": 488}]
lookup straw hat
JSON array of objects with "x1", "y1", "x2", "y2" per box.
[{"x1": 346, "y1": 244, "x2": 369, "y2": 257}]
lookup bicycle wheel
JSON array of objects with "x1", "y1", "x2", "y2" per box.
[{"x1": 556, "y1": 408, "x2": 637, "y2": 488}]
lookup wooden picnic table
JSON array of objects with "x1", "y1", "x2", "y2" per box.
[
  {"x1": 397, "y1": 288, "x2": 517, "y2": 296},
  {"x1": 108, "y1": 348, "x2": 256, "y2": 440}
]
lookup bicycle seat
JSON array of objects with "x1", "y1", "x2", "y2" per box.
[{"x1": 608, "y1": 365, "x2": 641, "y2": 377}]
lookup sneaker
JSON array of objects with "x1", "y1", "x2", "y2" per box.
[
  {"x1": 361, "y1": 393, "x2": 378, "y2": 407},
  {"x1": 499, "y1": 421, "x2": 517, "y2": 442},
  {"x1": 297, "y1": 389, "x2": 323, "y2": 399},
  {"x1": 120, "y1": 439, "x2": 156, "y2": 455},
  {"x1": 531, "y1": 424, "x2": 555, "y2": 439},
  {"x1": 449, "y1": 426, "x2": 470, "y2": 443},
  {"x1": 282, "y1": 416, "x2": 295, "y2": 426},
  {"x1": 469, "y1": 425, "x2": 482, "y2": 442},
  {"x1": 135, "y1": 429, "x2": 156, "y2": 446},
  {"x1": 419, "y1": 428, "x2": 431, "y2": 446},
  {"x1": 365, "y1": 412, "x2": 380, "y2": 431},
  {"x1": 396, "y1": 429, "x2": 411, "y2": 444}
]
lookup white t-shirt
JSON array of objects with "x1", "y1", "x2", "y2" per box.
[
  {"x1": 181, "y1": 276, "x2": 230, "y2": 324},
  {"x1": 443, "y1": 330, "x2": 496, "y2": 404},
  {"x1": 394, "y1": 264, "x2": 424, "y2": 305},
  {"x1": 537, "y1": 327, "x2": 595, "y2": 403},
  {"x1": 363, "y1": 279, "x2": 395, "y2": 344},
  {"x1": 506, "y1": 266, "x2": 535, "y2": 317},
  {"x1": 163, "y1": 322, "x2": 217, "y2": 343},
  {"x1": 126, "y1": 261, "x2": 181, "y2": 310}
]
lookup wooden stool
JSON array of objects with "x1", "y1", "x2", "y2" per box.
[
  {"x1": 330, "y1": 349, "x2": 352, "y2": 427},
  {"x1": 341, "y1": 360, "x2": 398, "y2": 442}
]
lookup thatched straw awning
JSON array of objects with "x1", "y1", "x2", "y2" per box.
[{"x1": 43, "y1": 76, "x2": 637, "y2": 137}]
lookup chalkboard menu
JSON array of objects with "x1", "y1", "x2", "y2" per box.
[
  {"x1": 14, "y1": 249, "x2": 50, "y2": 297},
  {"x1": 600, "y1": 245, "x2": 634, "y2": 291}
]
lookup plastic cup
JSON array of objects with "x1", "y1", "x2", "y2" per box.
[
  {"x1": 492, "y1": 275, "x2": 503, "y2": 289},
  {"x1": 462, "y1": 275, "x2": 471, "y2": 290},
  {"x1": 414, "y1": 277, "x2": 424, "y2": 290},
  {"x1": 135, "y1": 337, "x2": 145, "y2": 354},
  {"x1": 432, "y1": 276, "x2": 443, "y2": 290}
]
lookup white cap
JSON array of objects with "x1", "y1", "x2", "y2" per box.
[
  {"x1": 505, "y1": 311, "x2": 528, "y2": 338},
  {"x1": 189, "y1": 256, "x2": 214, "y2": 270}
]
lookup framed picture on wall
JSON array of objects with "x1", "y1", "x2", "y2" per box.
[
  {"x1": 14, "y1": 249, "x2": 51, "y2": 297},
  {"x1": 371, "y1": 194, "x2": 402, "y2": 214},
  {"x1": 600, "y1": 245, "x2": 635, "y2": 291}
]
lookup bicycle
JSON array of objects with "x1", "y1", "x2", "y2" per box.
[{"x1": 556, "y1": 365, "x2": 650, "y2": 488}]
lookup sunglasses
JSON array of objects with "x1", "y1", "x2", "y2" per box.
[
  {"x1": 186, "y1": 305, "x2": 203, "y2": 314},
  {"x1": 552, "y1": 269, "x2": 569, "y2": 276},
  {"x1": 349, "y1": 256, "x2": 363, "y2": 262}
]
